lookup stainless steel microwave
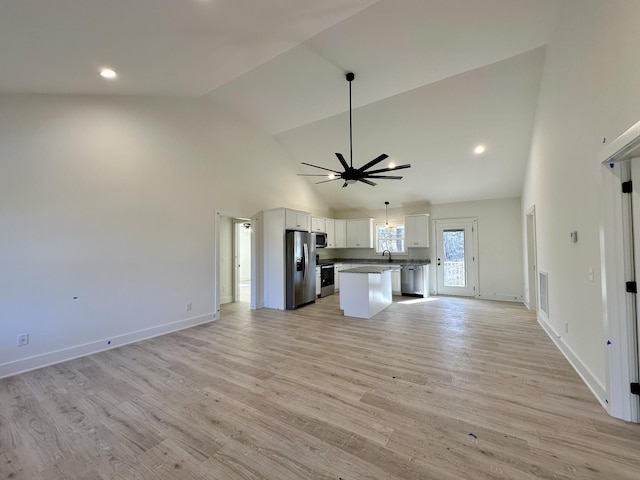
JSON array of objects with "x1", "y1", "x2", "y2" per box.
[{"x1": 314, "y1": 232, "x2": 328, "y2": 248}]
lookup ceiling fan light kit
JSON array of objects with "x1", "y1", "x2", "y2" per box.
[{"x1": 298, "y1": 72, "x2": 411, "y2": 188}]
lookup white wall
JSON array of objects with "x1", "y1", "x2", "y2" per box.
[
  {"x1": 522, "y1": 0, "x2": 640, "y2": 405},
  {"x1": 332, "y1": 203, "x2": 431, "y2": 221},
  {"x1": 0, "y1": 95, "x2": 329, "y2": 377},
  {"x1": 431, "y1": 197, "x2": 523, "y2": 301}
]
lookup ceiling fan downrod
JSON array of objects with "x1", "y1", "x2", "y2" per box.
[{"x1": 347, "y1": 72, "x2": 354, "y2": 169}]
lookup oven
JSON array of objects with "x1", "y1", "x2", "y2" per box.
[{"x1": 320, "y1": 263, "x2": 335, "y2": 297}]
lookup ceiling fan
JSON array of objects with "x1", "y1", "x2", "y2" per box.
[{"x1": 297, "y1": 72, "x2": 411, "y2": 187}]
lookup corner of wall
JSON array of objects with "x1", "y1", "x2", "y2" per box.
[{"x1": 537, "y1": 314, "x2": 607, "y2": 410}]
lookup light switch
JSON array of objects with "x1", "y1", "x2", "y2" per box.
[{"x1": 588, "y1": 267, "x2": 594, "y2": 282}]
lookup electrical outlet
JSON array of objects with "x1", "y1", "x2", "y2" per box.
[
  {"x1": 185, "y1": 302, "x2": 192, "y2": 312},
  {"x1": 564, "y1": 323, "x2": 569, "y2": 334},
  {"x1": 17, "y1": 333, "x2": 29, "y2": 346}
]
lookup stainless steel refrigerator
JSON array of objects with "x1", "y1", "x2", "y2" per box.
[{"x1": 286, "y1": 230, "x2": 316, "y2": 309}]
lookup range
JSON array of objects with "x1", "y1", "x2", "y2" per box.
[{"x1": 320, "y1": 263, "x2": 335, "y2": 297}]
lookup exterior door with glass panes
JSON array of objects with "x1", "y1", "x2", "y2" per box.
[{"x1": 434, "y1": 218, "x2": 477, "y2": 296}]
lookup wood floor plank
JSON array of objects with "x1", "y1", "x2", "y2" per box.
[{"x1": 1, "y1": 295, "x2": 640, "y2": 479}]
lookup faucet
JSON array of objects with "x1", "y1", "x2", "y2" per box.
[{"x1": 382, "y1": 250, "x2": 392, "y2": 263}]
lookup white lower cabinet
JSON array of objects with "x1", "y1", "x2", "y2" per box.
[
  {"x1": 316, "y1": 266, "x2": 321, "y2": 297},
  {"x1": 423, "y1": 264, "x2": 430, "y2": 297},
  {"x1": 391, "y1": 268, "x2": 401, "y2": 295},
  {"x1": 334, "y1": 263, "x2": 342, "y2": 292}
]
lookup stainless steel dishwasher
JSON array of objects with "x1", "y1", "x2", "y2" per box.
[{"x1": 401, "y1": 264, "x2": 424, "y2": 296}]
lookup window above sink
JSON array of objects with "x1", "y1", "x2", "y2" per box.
[{"x1": 376, "y1": 223, "x2": 406, "y2": 254}]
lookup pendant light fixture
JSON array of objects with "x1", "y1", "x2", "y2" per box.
[{"x1": 385, "y1": 201, "x2": 389, "y2": 226}]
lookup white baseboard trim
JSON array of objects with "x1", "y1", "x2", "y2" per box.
[
  {"x1": 0, "y1": 313, "x2": 217, "y2": 379},
  {"x1": 537, "y1": 315, "x2": 608, "y2": 410},
  {"x1": 477, "y1": 293, "x2": 523, "y2": 302}
]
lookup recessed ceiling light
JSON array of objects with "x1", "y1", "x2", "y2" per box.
[
  {"x1": 99, "y1": 68, "x2": 118, "y2": 79},
  {"x1": 474, "y1": 145, "x2": 486, "y2": 154}
]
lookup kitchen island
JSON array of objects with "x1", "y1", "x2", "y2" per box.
[{"x1": 339, "y1": 266, "x2": 392, "y2": 319}]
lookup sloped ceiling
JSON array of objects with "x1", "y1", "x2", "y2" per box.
[
  {"x1": 0, "y1": 0, "x2": 562, "y2": 210},
  {"x1": 275, "y1": 48, "x2": 546, "y2": 210},
  {"x1": 0, "y1": 0, "x2": 377, "y2": 95}
]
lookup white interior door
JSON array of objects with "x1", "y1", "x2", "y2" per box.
[
  {"x1": 434, "y1": 218, "x2": 477, "y2": 296},
  {"x1": 628, "y1": 158, "x2": 640, "y2": 399}
]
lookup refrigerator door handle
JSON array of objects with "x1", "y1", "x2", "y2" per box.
[{"x1": 302, "y1": 243, "x2": 308, "y2": 279}]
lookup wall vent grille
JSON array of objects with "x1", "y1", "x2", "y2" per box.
[{"x1": 539, "y1": 271, "x2": 549, "y2": 317}]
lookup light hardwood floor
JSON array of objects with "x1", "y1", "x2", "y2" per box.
[{"x1": 1, "y1": 295, "x2": 639, "y2": 479}]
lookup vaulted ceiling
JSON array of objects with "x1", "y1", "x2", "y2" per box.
[{"x1": 0, "y1": 0, "x2": 562, "y2": 210}]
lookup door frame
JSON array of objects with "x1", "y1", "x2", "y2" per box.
[
  {"x1": 525, "y1": 206, "x2": 538, "y2": 312},
  {"x1": 433, "y1": 218, "x2": 478, "y2": 297},
  {"x1": 600, "y1": 119, "x2": 640, "y2": 422}
]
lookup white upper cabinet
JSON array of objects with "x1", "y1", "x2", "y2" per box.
[
  {"x1": 405, "y1": 214, "x2": 430, "y2": 248},
  {"x1": 346, "y1": 218, "x2": 374, "y2": 248},
  {"x1": 285, "y1": 209, "x2": 311, "y2": 231},
  {"x1": 325, "y1": 218, "x2": 335, "y2": 248},
  {"x1": 311, "y1": 216, "x2": 326, "y2": 233},
  {"x1": 334, "y1": 219, "x2": 347, "y2": 248}
]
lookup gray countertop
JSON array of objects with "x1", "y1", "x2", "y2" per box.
[
  {"x1": 341, "y1": 266, "x2": 393, "y2": 274},
  {"x1": 318, "y1": 258, "x2": 429, "y2": 266}
]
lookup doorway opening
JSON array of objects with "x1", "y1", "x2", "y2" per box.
[
  {"x1": 434, "y1": 218, "x2": 478, "y2": 296},
  {"x1": 217, "y1": 214, "x2": 252, "y2": 311},
  {"x1": 234, "y1": 220, "x2": 252, "y2": 304},
  {"x1": 526, "y1": 206, "x2": 538, "y2": 312}
]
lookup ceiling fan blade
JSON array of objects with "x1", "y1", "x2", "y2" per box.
[
  {"x1": 301, "y1": 162, "x2": 340, "y2": 174},
  {"x1": 357, "y1": 153, "x2": 389, "y2": 173},
  {"x1": 335, "y1": 153, "x2": 349, "y2": 170},
  {"x1": 358, "y1": 178, "x2": 377, "y2": 186},
  {"x1": 297, "y1": 174, "x2": 338, "y2": 177},
  {"x1": 315, "y1": 178, "x2": 342, "y2": 184},
  {"x1": 364, "y1": 175, "x2": 403, "y2": 179},
  {"x1": 365, "y1": 163, "x2": 411, "y2": 175}
]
